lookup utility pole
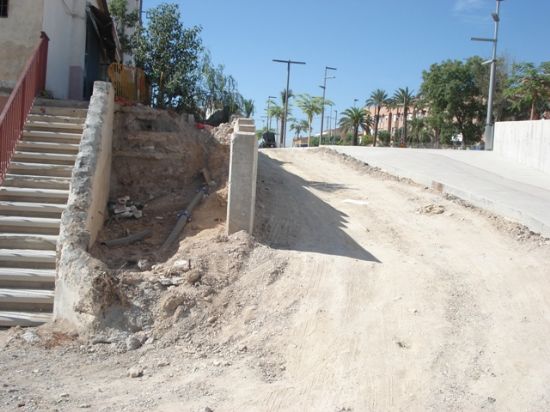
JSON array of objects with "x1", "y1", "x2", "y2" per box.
[
  {"x1": 273, "y1": 59, "x2": 306, "y2": 147},
  {"x1": 472, "y1": 0, "x2": 503, "y2": 150},
  {"x1": 319, "y1": 66, "x2": 337, "y2": 146}
]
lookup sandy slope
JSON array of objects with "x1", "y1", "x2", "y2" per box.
[{"x1": 1, "y1": 148, "x2": 550, "y2": 412}]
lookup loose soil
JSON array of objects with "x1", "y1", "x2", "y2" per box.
[{"x1": 1, "y1": 148, "x2": 550, "y2": 411}]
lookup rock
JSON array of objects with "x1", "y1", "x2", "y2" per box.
[
  {"x1": 79, "y1": 404, "x2": 92, "y2": 409},
  {"x1": 187, "y1": 270, "x2": 202, "y2": 284},
  {"x1": 207, "y1": 316, "x2": 217, "y2": 324},
  {"x1": 157, "y1": 360, "x2": 170, "y2": 367},
  {"x1": 137, "y1": 259, "x2": 151, "y2": 271},
  {"x1": 127, "y1": 366, "x2": 144, "y2": 378},
  {"x1": 204, "y1": 407, "x2": 214, "y2": 412},
  {"x1": 172, "y1": 259, "x2": 191, "y2": 273},
  {"x1": 21, "y1": 330, "x2": 40, "y2": 344},
  {"x1": 126, "y1": 336, "x2": 143, "y2": 351}
]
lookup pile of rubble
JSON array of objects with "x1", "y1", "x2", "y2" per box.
[{"x1": 210, "y1": 121, "x2": 235, "y2": 145}]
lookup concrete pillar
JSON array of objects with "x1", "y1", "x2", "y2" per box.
[{"x1": 226, "y1": 118, "x2": 258, "y2": 235}]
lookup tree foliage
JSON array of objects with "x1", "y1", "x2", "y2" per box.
[
  {"x1": 392, "y1": 87, "x2": 415, "y2": 144},
  {"x1": 109, "y1": 0, "x2": 139, "y2": 61},
  {"x1": 338, "y1": 107, "x2": 372, "y2": 146},
  {"x1": 296, "y1": 94, "x2": 325, "y2": 147},
  {"x1": 505, "y1": 62, "x2": 550, "y2": 120},
  {"x1": 366, "y1": 89, "x2": 388, "y2": 147},
  {"x1": 134, "y1": 4, "x2": 203, "y2": 112},
  {"x1": 420, "y1": 58, "x2": 485, "y2": 146}
]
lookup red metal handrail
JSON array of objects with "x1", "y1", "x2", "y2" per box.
[{"x1": 0, "y1": 32, "x2": 49, "y2": 184}]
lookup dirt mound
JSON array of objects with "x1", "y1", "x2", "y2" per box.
[{"x1": 85, "y1": 106, "x2": 244, "y2": 336}]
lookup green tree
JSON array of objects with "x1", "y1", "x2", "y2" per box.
[
  {"x1": 366, "y1": 89, "x2": 388, "y2": 147},
  {"x1": 420, "y1": 59, "x2": 485, "y2": 146},
  {"x1": 296, "y1": 94, "x2": 324, "y2": 147},
  {"x1": 392, "y1": 87, "x2": 415, "y2": 145},
  {"x1": 505, "y1": 62, "x2": 550, "y2": 120},
  {"x1": 290, "y1": 119, "x2": 309, "y2": 139},
  {"x1": 268, "y1": 103, "x2": 286, "y2": 144},
  {"x1": 338, "y1": 107, "x2": 372, "y2": 146},
  {"x1": 135, "y1": 4, "x2": 202, "y2": 112},
  {"x1": 109, "y1": 0, "x2": 139, "y2": 61}
]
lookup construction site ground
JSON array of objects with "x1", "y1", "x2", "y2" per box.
[{"x1": 2, "y1": 148, "x2": 550, "y2": 411}]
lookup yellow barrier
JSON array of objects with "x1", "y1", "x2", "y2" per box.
[{"x1": 107, "y1": 63, "x2": 150, "y2": 105}]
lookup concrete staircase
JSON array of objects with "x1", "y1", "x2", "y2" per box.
[{"x1": 0, "y1": 102, "x2": 86, "y2": 327}]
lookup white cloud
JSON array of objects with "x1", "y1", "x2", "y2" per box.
[{"x1": 454, "y1": 0, "x2": 485, "y2": 13}]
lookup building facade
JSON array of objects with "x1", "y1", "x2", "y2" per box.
[{"x1": 0, "y1": 0, "x2": 120, "y2": 101}]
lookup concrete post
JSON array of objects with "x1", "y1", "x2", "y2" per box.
[{"x1": 226, "y1": 118, "x2": 258, "y2": 235}]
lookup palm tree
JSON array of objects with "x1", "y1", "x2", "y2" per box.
[
  {"x1": 242, "y1": 99, "x2": 254, "y2": 118},
  {"x1": 393, "y1": 87, "x2": 415, "y2": 145},
  {"x1": 296, "y1": 94, "x2": 324, "y2": 147},
  {"x1": 338, "y1": 107, "x2": 372, "y2": 146},
  {"x1": 366, "y1": 89, "x2": 388, "y2": 147},
  {"x1": 268, "y1": 103, "x2": 285, "y2": 143},
  {"x1": 290, "y1": 119, "x2": 309, "y2": 140}
]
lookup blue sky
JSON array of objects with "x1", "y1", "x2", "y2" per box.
[{"x1": 142, "y1": 0, "x2": 550, "y2": 134}]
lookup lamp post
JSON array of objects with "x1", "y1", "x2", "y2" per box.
[
  {"x1": 273, "y1": 59, "x2": 306, "y2": 147},
  {"x1": 353, "y1": 98, "x2": 358, "y2": 107},
  {"x1": 472, "y1": 0, "x2": 503, "y2": 150},
  {"x1": 266, "y1": 95, "x2": 276, "y2": 131},
  {"x1": 319, "y1": 66, "x2": 337, "y2": 146}
]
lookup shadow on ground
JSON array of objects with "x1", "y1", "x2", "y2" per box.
[{"x1": 254, "y1": 152, "x2": 380, "y2": 263}]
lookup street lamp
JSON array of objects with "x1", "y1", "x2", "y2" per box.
[
  {"x1": 471, "y1": 0, "x2": 503, "y2": 150},
  {"x1": 266, "y1": 96, "x2": 276, "y2": 131},
  {"x1": 273, "y1": 59, "x2": 306, "y2": 147},
  {"x1": 319, "y1": 66, "x2": 337, "y2": 145},
  {"x1": 353, "y1": 98, "x2": 358, "y2": 107}
]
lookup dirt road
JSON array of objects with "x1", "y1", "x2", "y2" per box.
[{"x1": 2, "y1": 148, "x2": 550, "y2": 411}]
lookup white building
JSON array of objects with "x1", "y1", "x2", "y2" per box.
[{"x1": 0, "y1": 0, "x2": 121, "y2": 101}]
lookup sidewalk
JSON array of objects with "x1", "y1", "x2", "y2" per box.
[{"x1": 327, "y1": 146, "x2": 550, "y2": 237}]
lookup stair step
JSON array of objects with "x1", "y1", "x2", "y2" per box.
[
  {"x1": 7, "y1": 162, "x2": 73, "y2": 177},
  {"x1": 22, "y1": 130, "x2": 82, "y2": 144},
  {"x1": 0, "y1": 268, "x2": 55, "y2": 283},
  {"x1": 0, "y1": 216, "x2": 60, "y2": 235},
  {"x1": 27, "y1": 114, "x2": 85, "y2": 125},
  {"x1": 0, "y1": 311, "x2": 51, "y2": 327},
  {"x1": 3, "y1": 174, "x2": 71, "y2": 190},
  {"x1": 0, "y1": 201, "x2": 65, "y2": 217},
  {"x1": 12, "y1": 151, "x2": 77, "y2": 165},
  {"x1": 30, "y1": 106, "x2": 87, "y2": 118},
  {"x1": 0, "y1": 234, "x2": 57, "y2": 250},
  {"x1": 16, "y1": 140, "x2": 80, "y2": 154},
  {"x1": 0, "y1": 288, "x2": 54, "y2": 304},
  {"x1": 0, "y1": 249, "x2": 55, "y2": 264},
  {"x1": 0, "y1": 187, "x2": 69, "y2": 203},
  {"x1": 25, "y1": 120, "x2": 84, "y2": 132}
]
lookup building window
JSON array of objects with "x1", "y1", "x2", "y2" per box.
[{"x1": 0, "y1": 0, "x2": 8, "y2": 18}]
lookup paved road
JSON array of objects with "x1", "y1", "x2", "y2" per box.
[{"x1": 327, "y1": 146, "x2": 550, "y2": 237}]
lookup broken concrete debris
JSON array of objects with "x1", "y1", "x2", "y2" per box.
[{"x1": 108, "y1": 196, "x2": 143, "y2": 219}]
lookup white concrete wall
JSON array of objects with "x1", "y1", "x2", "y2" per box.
[
  {"x1": 0, "y1": 0, "x2": 44, "y2": 89},
  {"x1": 226, "y1": 118, "x2": 258, "y2": 235},
  {"x1": 54, "y1": 82, "x2": 114, "y2": 332},
  {"x1": 494, "y1": 120, "x2": 550, "y2": 174},
  {"x1": 42, "y1": 0, "x2": 87, "y2": 99}
]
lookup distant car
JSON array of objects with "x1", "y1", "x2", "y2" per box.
[{"x1": 259, "y1": 131, "x2": 277, "y2": 148}]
